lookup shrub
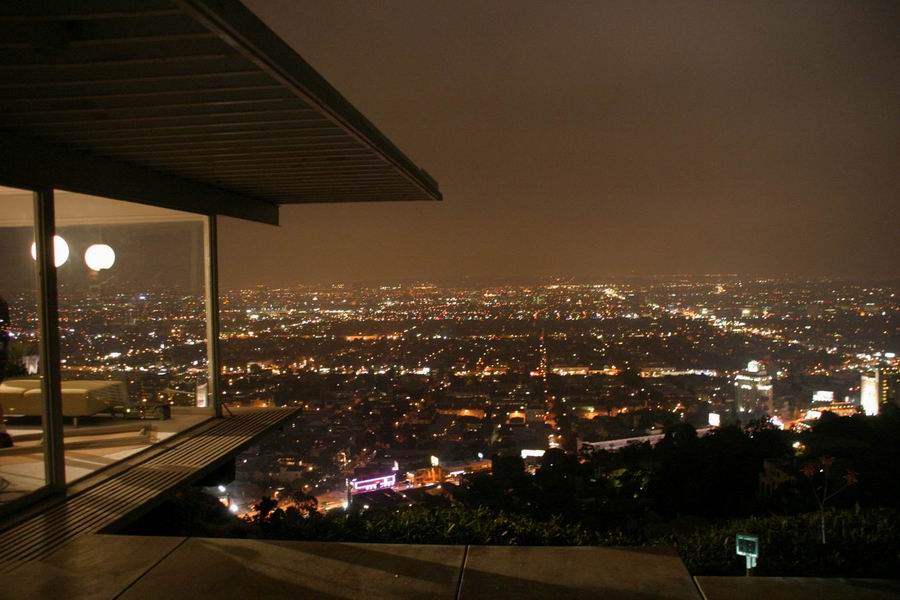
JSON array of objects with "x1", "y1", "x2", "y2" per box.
[
  {"x1": 672, "y1": 506, "x2": 900, "y2": 577},
  {"x1": 127, "y1": 487, "x2": 900, "y2": 578},
  {"x1": 254, "y1": 505, "x2": 602, "y2": 546}
]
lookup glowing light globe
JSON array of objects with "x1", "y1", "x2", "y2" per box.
[
  {"x1": 30, "y1": 235, "x2": 69, "y2": 267},
  {"x1": 84, "y1": 243, "x2": 116, "y2": 271}
]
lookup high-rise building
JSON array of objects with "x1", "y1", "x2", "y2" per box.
[
  {"x1": 734, "y1": 360, "x2": 774, "y2": 417},
  {"x1": 860, "y1": 371, "x2": 880, "y2": 416},
  {"x1": 880, "y1": 367, "x2": 900, "y2": 406},
  {"x1": 861, "y1": 367, "x2": 900, "y2": 416}
]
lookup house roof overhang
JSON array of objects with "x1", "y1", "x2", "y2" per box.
[{"x1": 0, "y1": 0, "x2": 441, "y2": 225}]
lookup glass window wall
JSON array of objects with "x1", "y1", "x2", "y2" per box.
[
  {"x1": 0, "y1": 186, "x2": 49, "y2": 509},
  {"x1": 53, "y1": 191, "x2": 214, "y2": 483}
]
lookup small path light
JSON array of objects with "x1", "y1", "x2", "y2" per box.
[{"x1": 736, "y1": 533, "x2": 759, "y2": 576}]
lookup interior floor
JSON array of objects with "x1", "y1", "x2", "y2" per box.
[{"x1": 0, "y1": 408, "x2": 211, "y2": 507}]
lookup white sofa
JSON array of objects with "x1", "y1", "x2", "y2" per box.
[{"x1": 0, "y1": 378, "x2": 127, "y2": 417}]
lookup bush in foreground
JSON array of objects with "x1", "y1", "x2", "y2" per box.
[
  {"x1": 126, "y1": 488, "x2": 900, "y2": 578},
  {"x1": 256, "y1": 504, "x2": 618, "y2": 546},
  {"x1": 672, "y1": 506, "x2": 900, "y2": 577},
  {"x1": 254, "y1": 504, "x2": 900, "y2": 577}
]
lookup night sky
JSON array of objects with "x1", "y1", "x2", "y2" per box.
[{"x1": 219, "y1": 0, "x2": 900, "y2": 288}]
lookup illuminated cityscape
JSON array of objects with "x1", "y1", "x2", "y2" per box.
[
  {"x1": 14, "y1": 278, "x2": 893, "y2": 513},
  {"x1": 223, "y1": 278, "x2": 899, "y2": 513}
]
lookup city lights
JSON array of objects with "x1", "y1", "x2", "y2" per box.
[{"x1": 210, "y1": 280, "x2": 896, "y2": 519}]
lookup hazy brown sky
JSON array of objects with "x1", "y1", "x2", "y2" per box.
[{"x1": 220, "y1": 0, "x2": 900, "y2": 288}]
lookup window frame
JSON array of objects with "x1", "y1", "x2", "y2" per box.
[{"x1": 0, "y1": 184, "x2": 224, "y2": 515}]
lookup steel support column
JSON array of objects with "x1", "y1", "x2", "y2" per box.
[
  {"x1": 204, "y1": 215, "x2": 223, "y2": 418},
  {"x1": 33, "y1": 189, "x2": 65, "y2": 489}
]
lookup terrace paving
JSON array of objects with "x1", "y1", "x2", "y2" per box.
[
  {"x1": 0, "y1": 534, "x2": 181, "y2": 600},
  {"x1": 694, "y1": 576, "x2": 900, "y2": 600},
  {"x1": 0, "y1": 537, "x2": 701, "y2": 599},
  {"x1": 4, "y1": 535, "x2": 899, "y2": 599},
  {"x1": 459, "y1": 544, "x2": 700, "y2": 599},
  {"x1": 121, "y1": 538, "x2": 465, "y2": 600}
]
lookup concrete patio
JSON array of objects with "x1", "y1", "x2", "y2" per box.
[
  {"x1": 2, "y1": 535, "x2": 701, "y2": 599},
  {"x1": 695, "y1": 576, "x2": 900, "y2": 600},
  {"x1": 3, "y1": 534, "x2": 899, "y2": 599}
]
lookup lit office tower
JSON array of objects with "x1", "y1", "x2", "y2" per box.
[
  {"x1": 880, "y1": 367, "x2": 900, "y2": 406},
  {"x1": 861, "y1": 371, "x2": 881, "y2": 416},
  {"x1": 734, "y1": 360, "x2": 774, "y2": 417}
]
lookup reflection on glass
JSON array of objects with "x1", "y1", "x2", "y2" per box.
[
  {"x1": 0, "y1": 185, "x2": 48, "y2": 507},
  {"x1": 54, "y1": 191, "x2": 213, "y2": 483}
]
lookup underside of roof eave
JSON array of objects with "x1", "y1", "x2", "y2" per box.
[
  {"x1": 0, "y1": 0, "x2": 441, "y2": 211},
  {"x1": 176, "y1": 0, "x2": 442, "y2": 203}
]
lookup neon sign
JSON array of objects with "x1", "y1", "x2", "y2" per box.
[{"x1": 351, "y1": 473, "x2": 396, "y2": 492}]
